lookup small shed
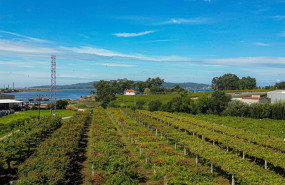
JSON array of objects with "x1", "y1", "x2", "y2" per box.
[
  {"x1": 124, "y1": 89, "x2": 136, "y2": 96},
  {"x1": 0, "y1": 99, "x2": 24, "y2": 110}
]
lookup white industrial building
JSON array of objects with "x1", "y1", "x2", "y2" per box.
[
  {"x1": 0, "y1": 94, "x2": 24, "y2": 117},
  {"x1": 267, "y1": 90, "x2": 285, "y2": 103}
]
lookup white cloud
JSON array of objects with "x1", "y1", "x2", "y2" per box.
[
  {"x1": 272, "y1": 15, "x2": 285, "y2": 20},
  {"x1": 0, "y1": 30, "x2": 51, "y2": 43},
  {"x1": 63, "y1": 46, "x2": 190, "y2": 62},
  {"x1": 113, "y1": 30, "x2": 155, "y2": 37},
  {"x1": 0, "y1": 61, "x2": 34, "y2": 68},
  {"x1": 0, "y1": 33, "x2": 284, "y2": 69},
  {"x1": 65, "y1": 46, "x2": 127, "y2": 57},
  {"x1": 95, "y1": 63, "x2": 135, "y2": 67},
  {"x1": 254, "y1": 42, "x2": 271, "y2": 46},
  {"x1": 156, "y1": 18, "x2": 213, "y2": 25},
  {"x1": 64, "y1": 46, "x2": 285, "y2": 67},
  {"x1": 0, "y1": 39, "x2": 58, "y2": 54},
  {"x1": 201, "y1": 57, "x2": 285, "y2": 66}
]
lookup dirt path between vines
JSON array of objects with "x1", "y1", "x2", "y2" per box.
[
  {"x1": 80, "y1": 117, "x2": 93, "y2": 185},
  {"x1": 67, "y1": 118, "x2": 91, "y2": 185},
  {"x1": 106, "y1": 110, "x2": 158, "y2": 185}
]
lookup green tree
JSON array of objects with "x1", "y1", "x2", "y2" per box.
[
  {"x1": 150, "y1": 86, "x2": 162, "y2": 94},
  {"x1": 145, "y1": 77, "x2": 164, "y2": 88},
  {"x1": 212, "y1": 73, "x2": 240, "y2": 90},
  {"x1": 162, "y1": 93, "x2": 197, "y2": 114},
  {"x1": 208, "y1": 91, "x2": 231, "y2": 115},
  {"x1": 116, "y1": 79, "x2": 134, "y2": 93},
  {"x1": 275, "y1": 81, "x2": 285, "y2": 89},
  {"x1": 148, "y1": 99, "x2": 162, "y2": 112},
  {"x1": 239, "y1": 76, "x2": 256, "y2": 90},
  {"x1": 222, "y1": 101, "x2": 250, "y2": 117},
  {"x1": 135, "y1": 81, "x2": 147, "y2": 92},
  {"x1": 173, "y1": 84, "x2": 185, "y2": 92},
  {"x1": 136, "y1": 100, "x2": 145, "y2": 109},
  {"x1": 249, "y1": 104, "x2": 264, "y2": 119},
  {"x1": 271, "y1": 103, "x2": 285, "y2": 120},
  {"x1": 56, "y1": 100, "x2": 68, "y2": 109},
  {"x1": 197, "y1": 96, "x2": 211, "y2": 114},
  {"x1": 94, "y1": 80, "x2": 116, "y2": 108},
  {"x1": 143, "y1": 88, "x2": 151, "y2": 94}
]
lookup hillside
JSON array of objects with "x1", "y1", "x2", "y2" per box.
[{"x1": 32, "y1": 81, "x2": 210, "y2": 90}]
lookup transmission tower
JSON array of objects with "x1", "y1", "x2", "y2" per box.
[{"x1": 50, "y1": 55, "x2": 57, "y2": 116}]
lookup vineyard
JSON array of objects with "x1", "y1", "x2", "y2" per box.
[
  {"x1": 0, "y1": 107, "x2": 284, "y2": 184},
  {"x1": 86, "y1": 107, "x2": 285, "y2": 184},
  {"x1": 0, "y1": 110, "x2": 74, "y2": 138}
]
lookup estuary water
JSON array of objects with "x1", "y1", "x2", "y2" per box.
[{"x1": 4, "y1": 89, "x2": 93, "y2": 102}]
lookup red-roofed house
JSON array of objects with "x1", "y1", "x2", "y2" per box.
[{"x1": 124, "y1": 89, "x2": 136, "y2": 95}]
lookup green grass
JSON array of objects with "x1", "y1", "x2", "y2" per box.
[
  {"x1": 0, "y1": 110, "x2": 74, "y2": 124},
  {"x1": 112, "y1": 94, "x2": 179, "y2": 107},
  {"x1": 111, "y1": 92, "x2": 212, "y2": 107}
]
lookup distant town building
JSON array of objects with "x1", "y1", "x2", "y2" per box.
[
  {"x1": 267, "y1": 90, "x2": 285, "y2": 103},
  {"x1": 232, "y1": 93, "x2": 269, "y2": 104},
  {"x1": 124, "y1": 89, "x2": 136, "y2": 95}
]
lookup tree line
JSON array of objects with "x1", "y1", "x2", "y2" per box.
[
  {"x1": 94, "y1": 75, "x2": 285, "y2": 119},
  {"x1": 212, "y1": 73, "x2": 285, "y2": 91},
  {"x1": 212, "y1": 73, "x2": 257, "y2": 90},
  {"x1": 265, "y1": 81, "x2": 285, "y2": 90},
  {"x1": 146, "y1": 92, "x2": 285, "y2": 120},
  {"x1": 94, "y1": 77, "x2": 188, "y2": 108}
]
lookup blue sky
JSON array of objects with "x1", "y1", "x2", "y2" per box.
[{"x1": 0, "y1": 0, "x2": 284, "y2": 88}]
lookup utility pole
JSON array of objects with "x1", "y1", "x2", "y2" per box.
[
  {"x1": 37, "y1": 94, "x2": 44, "y2": 120},
  {"x1": 133, "y1": 86, "x2": 137, "y2": 107},
  {"x1": 50, "y1": 55, "x2": 57, "y2": 116}
]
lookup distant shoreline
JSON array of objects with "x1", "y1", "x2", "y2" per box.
[{"x1": 4, "y1": 89, "x2": 94, "y2": 93}]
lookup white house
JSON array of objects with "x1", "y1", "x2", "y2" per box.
[{"x1": 124, "y1": 89, "x2": 136, "y2": 95}]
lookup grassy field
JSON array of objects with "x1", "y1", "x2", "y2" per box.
[
  {"x1": 111, "y1": 92, "x2": 212, "y2": 107},
  {"x1": 0, "y1": 110, "x2": 74, "y2": 125}
]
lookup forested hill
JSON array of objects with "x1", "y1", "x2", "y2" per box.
[{"x1": 32, "y1": 81, "x2": 209, "y2": 90}]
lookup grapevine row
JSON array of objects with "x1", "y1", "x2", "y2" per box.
[
  {"x1": 136, "y1": 109, "x2": 285, "y2": 172},
  {"x1": 121, "y1": 108, "x2": 285, "y2": 184},
  {"x1": 108, "y1": 107, "x2": 229, "y2": 184},
  {"x1": 155, "y1": 111, "x2": 285, "y2": 152},
  {"x1": 186, "y1": 113, "x2": 285, "y2": 138},
  {"x1": 17, "y1": 111, "x2": 90, "y2": 184},
  {"x1": 87, "y1": 107, "x2": 144, "y2": 184},
  {"x1": 0, "y1": 117, "x2": 36, "y2": 138},
  {"x1": 0, "y1": 116, "x2": 62, "y2": 172}
]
